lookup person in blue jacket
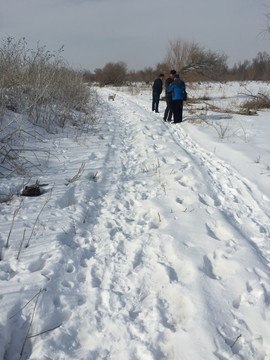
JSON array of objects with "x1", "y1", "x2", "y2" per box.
[
  {"x1": 163, "y1": 69, "x2": 176, "y2": 122},
  {"x1": 167, "y1": 74, "x2": 186, "y2": 123},
  {"x1": 152, "y1": 73, "x2": 164, "y2": 113}
]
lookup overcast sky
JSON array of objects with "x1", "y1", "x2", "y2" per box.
[{"x1": 1, "y1": 0, "x2": 269, "y2": 71}]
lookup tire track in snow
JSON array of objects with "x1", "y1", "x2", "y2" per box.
[
  {"x1": 157, "y1": 107, "x2": 270, "y2": 359},
  {"x1": 166, "y1": 125, "x2": 270, "y2": 265}
]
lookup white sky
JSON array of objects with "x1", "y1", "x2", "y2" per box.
[{"x1": 1, "y1": 0, "x2": 269, "y2": 71}]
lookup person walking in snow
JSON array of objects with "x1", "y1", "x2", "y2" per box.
[
  {"x1": 152, "y1": 73, "x2": 164, "y2": 113},
  {"x1": 163, "y1": 69, "x2": 176, "y2": 122},
  {"x1": 167, "y1": 74, "x2": 186, "y2": 123}
]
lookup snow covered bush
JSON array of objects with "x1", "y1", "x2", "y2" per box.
[
  {"x1": 0, "y1": 37, "x2": 98, "y2": 177},
  {"x1": 0, "y1": 37, "x2": 96, "y2": 128}
]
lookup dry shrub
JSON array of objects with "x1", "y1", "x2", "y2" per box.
[
  {"x1": 0, "y1": 36, "x2": 98, "y2": 177},
  {"x1": 0, "y1": 37, "x2": 96, "y2": 129},
  {"x1": 241, "y1": 92, "x2": 270, "y2": 111}
]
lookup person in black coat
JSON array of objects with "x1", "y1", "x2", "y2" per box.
[
  {"x1": 152, "y1": 73, "x2": 164, "y2": 113},
  {"x1": 163, "y1": 70, "x2": 176, "y2": 122}
]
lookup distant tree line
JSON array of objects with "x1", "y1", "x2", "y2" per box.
[
  {"x1": 84, "y1": 39, "x2": 270, "y2": 85},
  {"x1": 228, "y1": 52, "x2": 270, "y2": 81}
]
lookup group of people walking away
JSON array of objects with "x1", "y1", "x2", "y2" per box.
[{"x1": 152, "y1": 70, "x2": 186, "y2": 123}]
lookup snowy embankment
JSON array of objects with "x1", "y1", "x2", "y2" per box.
[{"x1": 0, "y1": 83, "x2": 270, "y2": 359}]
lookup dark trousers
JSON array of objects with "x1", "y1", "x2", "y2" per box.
[
  {"x1": 172, "y1": 100, "x2": 183, "y2": 123},
  {"x1": 163, "y1": 96, "x2": 173, "y2": 121},
  {"x1": 152, "y1": 92, "x2": 160, "y2": 112}
]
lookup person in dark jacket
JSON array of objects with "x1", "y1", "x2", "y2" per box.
[
  {"x1": 163, "y1": 70, "x2": 176, "y2": 122},
  {"x1": 152, "y1": 73, "x2": 164, "y2": 113},
  {"x1": 167, "y1": 74, "x2": 186, "y2": 123}
]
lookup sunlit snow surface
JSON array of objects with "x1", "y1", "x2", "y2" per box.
[{"x1": 0, "y1": 82, "x2": 270, "y2": 360}]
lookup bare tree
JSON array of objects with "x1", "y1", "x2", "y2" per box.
[
  {"x1": 165, "y1": 39, "x2": 195, "y2": 73},
  {"x1": 266, "y1": 11, "x2": 270, "y2": 35},
  {"x1": 164, "y1": 39, "x2": 227, "y2": 79}
]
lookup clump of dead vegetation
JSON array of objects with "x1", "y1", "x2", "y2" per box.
[{"x1": 240, "y1": 91, "x2": 270, "y2": 112}]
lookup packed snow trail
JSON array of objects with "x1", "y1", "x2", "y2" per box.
[
  {"x1": 1, "y1": 87, "x2": 270, "y2": 360},
  {"x1": 57, "y1": 89, "x2": 269, "y2": 359}
]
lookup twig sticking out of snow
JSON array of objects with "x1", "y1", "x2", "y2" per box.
[
  {"x1": 9, "y1": 289, "x2": 45, "y2": 320},
  {"x1": 20, "y1": 289, "x2": 43, "y2": 359},
  {"x1": 41, "y1": 273, "x2": 51, "y2": 281},
  {"x1": 5, "y1": 201, "x2": 22, "y2": 248},
  {"x1": 65, "y1": 161, "x2": 85, "y2": 186},
  {"x1": 13, "y1": 287, "x2": 61, "y2": 359},
  {"x1": 230, "y1": 334, "x2": 242, "y2": 349},
  {"x1": 25, "y1": 190, "x2": 52, "y2": 248},
  {"x1": 16, "y1": 228, "x2": 26, "y2": 260},
  {"x1": 27, "y1": 323, "x2": 62, "y2": 339}
]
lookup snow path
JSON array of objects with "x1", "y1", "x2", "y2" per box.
[{"x1": 1, "y1": 87, "x2": 270, "y2": 359}]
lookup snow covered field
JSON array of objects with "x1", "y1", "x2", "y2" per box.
[{"x1": 0, "y1": 82, "x2": 270, "y2": 359}]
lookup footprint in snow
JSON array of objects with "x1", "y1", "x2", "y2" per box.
[
  {"x1": 202, "y1": 253, "x2": 240, "y2": 280},
  {"x1": 175, "y1": 175, "x2": 195, "y2": 188},
  {"x1": 0, "y1": 262, "x2": 16, "y2": 280},
  {"x1": 158, "y1": 285, "x2": 196, "y2": 330},
  {"x1": 88, "y1": 152, "x2": 103, "y2": 160},
  {"x1": 158, "y1": 262, "x2": 179, "y2": 283},
  {"x1": 28, "y1": 253, "x2": 47, "y2": 272},
  {"x1": 65, "y1": 262, "x2": 75, "y2": 274},
  {"x1": 77, "y1": 295, "x2": 86, "y2": 306},
  {"x1": 233, "y1": 269, "x2": 270, "y2": 309},
  {"x1": 216, "y1": 325, "x2": 243, "y2": 355},
  {"x1": 61, "y1": 280, "x2": 74, "y2": 289},
  {"x1": 77, "y1": 272, "x2": 86, "y2": 284},
  {"x1": 161, "y1": 156, "x2": 175, "y2": 165},
  {"x1": 198, "y1": 193, "x2": 215, "y2": 207},
  {"x1": 153, "y1": 143, "x2": 165, "y2": 151},
  {"x1": 205, "y1": 221, "x2": 233, "y2": 241},
  {"x1": 133, "y1": 249, "x2": 143, "y2": 269}
]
